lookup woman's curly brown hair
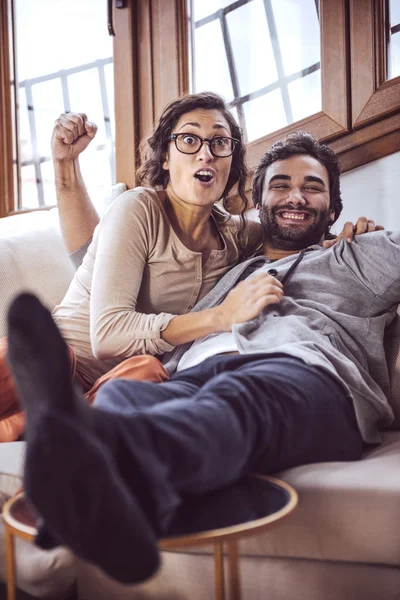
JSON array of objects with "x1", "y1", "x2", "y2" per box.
[{"x1": 136, "y1": 92, "x2": 251, "y2": 256}]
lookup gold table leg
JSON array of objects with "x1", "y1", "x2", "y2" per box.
[
  {"x1": 4, "y1": 525, "x2": 16, "y2": 600},
  {"x1": 214, "y1": 541, "x2": 225, "y2": 600},
  {"x1": 227, "y1": 540, "x2": 241, "y2": 600}
]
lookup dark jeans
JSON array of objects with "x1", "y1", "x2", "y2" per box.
[{"x1": 93, "y1": 354, "x2": 363, "y2": 534}]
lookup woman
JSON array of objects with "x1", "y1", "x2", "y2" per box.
[
  {"x1": 0, "y1": 92, "x2": 379, "y2": 441},
  {"x1": 0, "y1": 92, "x2": 281, "y2": 441}
]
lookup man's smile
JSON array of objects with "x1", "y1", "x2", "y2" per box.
[{"x1": 276, "y1": 210, "x2": 313, "y2": 224}]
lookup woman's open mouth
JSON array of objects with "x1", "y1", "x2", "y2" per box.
[{"x1": 194, "y1": 170, "x2": 215, "y2": 186}]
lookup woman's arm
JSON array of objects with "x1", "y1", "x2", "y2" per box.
[
  {"x1": 323, "y1": 217, "x2": 384, "y2": 248},
  {"x1": 90, "y1": 191, "x2": 283, "y2": 360},
  {"x1": 52, "y1": 113, "x2": 100, "y2": 254},
  {"x1": 90, "y1": 190, "x2": 179, "y2": 360},
  {"x1": 161, "y1": 272, "x2": 283, "y2": 346}
]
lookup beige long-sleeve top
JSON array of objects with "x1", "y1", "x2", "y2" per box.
[{"x1": 52, "y1": 187, "x2": 261, "y2": 386}]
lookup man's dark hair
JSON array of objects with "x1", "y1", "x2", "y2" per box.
[
  {"x1": 252, "y1": 131, "x2": 343, "y2": 225},
  {"x1": 137, "y1": 91, "x2": 249, "y2": 215}
]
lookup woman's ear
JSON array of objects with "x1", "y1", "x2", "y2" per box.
[{"x1": 162, "y1": 153, "x2": 169, "y2": 171}]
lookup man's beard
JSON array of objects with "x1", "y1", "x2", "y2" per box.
[{"x1": 259, "y1": 203, "x2": 332, "y2": 250}]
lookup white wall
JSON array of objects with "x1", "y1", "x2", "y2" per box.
[{"x1": 333, "y1": 151, "x2": 400, "y2": 234}]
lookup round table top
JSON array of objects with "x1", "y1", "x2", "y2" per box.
[
  {"x1": 3, "y1": 474, "x2": 297, "y2": 548},
  {"x1": 160, "y1": 474, "x2": 298, "y2": 548},
  {"x1": 3, "y1": 491, "x2": 37, "y2": 537}
]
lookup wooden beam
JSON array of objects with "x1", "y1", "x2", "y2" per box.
[{"x1": 0, "y1": 0, "x2": 15, "y2": 218}]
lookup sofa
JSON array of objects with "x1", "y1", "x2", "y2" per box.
[{"x1": 0, "y1": 193, "x2": 399, "y2": 600}]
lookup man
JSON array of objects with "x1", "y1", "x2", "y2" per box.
[{"x1": 7, "y1": 132, "x2": 397, "y2": 585}]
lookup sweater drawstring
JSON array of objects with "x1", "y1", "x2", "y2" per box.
[{"x1": 281, "y1": 248, "x2": 310, "y2": 286}]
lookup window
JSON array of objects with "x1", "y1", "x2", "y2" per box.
[
  {"x1": 188, "y1": 0, "x2": 400, "y2": 177},
  {"x1": 1, "y1": 0, "x2": 399, "y2": 219},
  {"x1": 11, "y1": 0, "x2": 115, "y2": 212},
  {"x1": 190, "y1": 0, "x2": 321, "y2": 142},
  {"x1": 0, "y1": 0, "x2": 189, "y2": 218}
]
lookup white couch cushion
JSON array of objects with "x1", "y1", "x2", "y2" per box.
[
  {"x1": 0, "y1": 183, "x2": 128, "y2": 340},
  {"x1": 0, "y1": 210, "x2": 74, "y2": 338},
  {"x1": 101, "y1": 182, "x2": 127, "y2": 214},
  {"x1": 249, "y1": 431, "x2": 400, "y2": 566}
]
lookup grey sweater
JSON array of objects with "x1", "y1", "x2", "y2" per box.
[{"x1": 164, "y1": 231, "x2": 400, "y2": 444}]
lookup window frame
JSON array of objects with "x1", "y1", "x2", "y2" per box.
[
  {"x1": 1, "y1": 0, "x2": 400, "y2": 218},
  {"x1": 244, "y1": 0, "x2": 350, "y2": 174},
  {"x1": 232, "y1": 0, "x2": 400, "y2": 195},
  {"x1": 350, "y1": 0, "x2": 400, "y2": 129},
  {"x1": 0, "y1": 0, "x2": 15, "y2": 218},
  {"x1": 328, "y1": 0, "x2": 400, "y2": 172}
]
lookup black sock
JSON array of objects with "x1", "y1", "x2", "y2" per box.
[{"x1": 7, "y1": 293, "x2": 160, "y2": 584}]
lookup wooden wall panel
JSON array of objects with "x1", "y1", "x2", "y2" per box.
[{"x1": 114, "y1": 0, "x2": 189, "y2": 188}]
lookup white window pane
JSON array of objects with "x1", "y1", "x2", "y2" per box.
[
  {"x1": 193, "y1": 0, "x2": 235, "y2": 22},
  {"x1": 288, "y1": 70, "x2": 321, "y2": 123},
  {"x1": 194, "y1": 20, "x2": 234, "y2": 101},
  {"x1": 390, "y1": 0, "x2": 400, "y2": 26},
  {"x1": 20, "y1": 165, "x2": 38, "y2": 209},
  {"x1": 15, "y1": 0, "x2": 112, "y2": 81},
  {"x1": 227, "y1": 0, "x2": 278, "y2": 96},
  {"x1": 271, "y1": 0, "x2": 320, "y2": 77},
  {"x1": 14, "y1": 0, "x2": 114, "y2": 210},
  {"x1": 18, "y1": 88, "x2": 32, "y2": 164},
  {"x1": 389, "y1": 32, "x2": 400, "y2": 79},
  {"x1": 104, "y1": 63, "x2": 115, "y2": 142},
  {"x1": 243, "y1": 90, "x2": 287, "y2": 142},
  {"x1": 79, "y1": 148, "x2": 112, "y2": 213},
  {"x1": 41, "y1": 160, "x2": 58, "y2": 206},
  {"x1": 68, "y1": 69, "x2": 107, "y2": 145},
  {"x1": 229, "y1": 105, "x2": 240, "y2": 126},
  {"x1": 31, "y1": 80, "x2": 64, "y2": 158}
]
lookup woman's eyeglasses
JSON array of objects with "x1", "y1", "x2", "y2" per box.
[{"x1": 169, "y1": 133, "x2": 239, "y2": 158}]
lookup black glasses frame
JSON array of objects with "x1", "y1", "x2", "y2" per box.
[{"x1": 169, "y1": 133, "x2": 239, "y2": 158}]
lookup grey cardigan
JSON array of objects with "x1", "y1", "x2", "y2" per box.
[{"x1": 164, "y1": 231, "x2": 400, "y2": 444}]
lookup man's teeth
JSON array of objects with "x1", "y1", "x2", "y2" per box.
[{"x1": 281, "y1": 212, "x2": 307, "y2": 220}]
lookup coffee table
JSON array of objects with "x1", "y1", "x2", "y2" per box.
[{"x1": 3, "y1": 474, "x2": 297, "y2": 600}]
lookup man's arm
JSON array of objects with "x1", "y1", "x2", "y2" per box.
[{"x1": 52, "y1": 113, "x2": 100, "y2": 254}]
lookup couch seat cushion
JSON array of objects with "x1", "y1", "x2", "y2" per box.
[
  {"x1": 169, "y1": 432, "x2": 400, "y2": 568},
  {"x1": 236, "y1": 431, "x2": 400, "y2": 566}
]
